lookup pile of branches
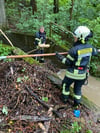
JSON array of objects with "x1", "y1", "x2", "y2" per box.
[{"x1": 0, "y1": 60, "x2": 100, "y2": 133}]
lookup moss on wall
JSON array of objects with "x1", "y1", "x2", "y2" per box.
[
  {"x1": 13, "y1": 47, "x2": 39, "y2": 65},
  {"x1": 0, "y1": 44, "x2": 39, "y2": 65}
]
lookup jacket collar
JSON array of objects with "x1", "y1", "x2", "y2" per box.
[{"x1": 73, "y1": 41, "x2": 85, "y2": 46}]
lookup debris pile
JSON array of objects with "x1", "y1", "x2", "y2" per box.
[{"x1": 0, "y1": 60, "x2": 100, "y2": 133}]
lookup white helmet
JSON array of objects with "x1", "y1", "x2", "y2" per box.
[{"x1": 74, "y1": 26, "x2": 91, "y2": 41}]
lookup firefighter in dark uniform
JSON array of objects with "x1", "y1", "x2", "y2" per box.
[
  {"x1": 56, "y1": 26, "x2": 99, "y2": 107},
  {"x1": 35, "y1": 26, "x2": 46, "y2": 63}
]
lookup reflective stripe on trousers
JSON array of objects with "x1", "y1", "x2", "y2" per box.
[
  {"x1": 62, "y1": 83, "x2": 70, "y2": 96},
  {"x1": 74, "y1": 94, "x2": 81, "y2": 100},
  {"x1": 74, "y1": 94, "x2": 81, "y2": 104},
  {"x1": 62, "y1": 76, "x2": 85, "y2": 104}
]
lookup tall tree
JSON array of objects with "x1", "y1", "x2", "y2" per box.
[
  {"x1": 68, "y1": 0, "x2": 74, "y2": 30},
  {"x1": 0, "y1": 0, "x2": 6, "y2": 28},
  {"x1": 53, "y1": 0, "x2": 59, "y2": 23},
  {"x1": 30, "y1": 0, "x2": 37, "y2": 15},
  {"x1": 53, "y1": 0, "x2": 59, "y2": 13},
  {"x1": 69, "y1": 0, "x2": 74, "y2": 21}
]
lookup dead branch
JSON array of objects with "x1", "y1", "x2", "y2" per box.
[
  {"x1": 44, "y1": 107, "x2": 53, "y2": 133},
  {"x1": 25, "y1": 85, "x2": 61, "y2": 118},
  {"x1": 11, "y1": 115, "x2": 51, "y2": 122},
  {"x1": 38, "y1": 123, "x2": 46, "y2": 132},
  {"x1": 38, "y1": 108, "x2": 53, "y2": 133}
]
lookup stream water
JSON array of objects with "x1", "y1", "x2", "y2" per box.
[{"x1": 0, "y1": 33, "x2": 100, "y2": 109}]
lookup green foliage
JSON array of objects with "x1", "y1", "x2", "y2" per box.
[
  {"x1": 60, "y1": 129, "x2": 70, "y2": 133},
  {"x1": 73, "y1": 0, "x2": 100, "y2": 47},
  {"x1": 71, "y1": 121, "x2": 82, "y2": 133},
  {"x1": 5, "y1": 1, "x2": 20, "y2": 24},
  {"x1": 15, "y1": 7, "x2": 35, "y2": 32},
  {"x1": 90, "y1": 62, "x2": 97, "y2": 73},
  {"x1": 2, "y1": 105, "x2": 8, "y2": 115},
  {"x1": 16, "y1": 76, "x2": 29, "y2": 83},
  {"x1": 51, "y1": 33, "x2": 69, "y2": 48},
  {"x1": 24, "y1": 76, "x2": 29, "y2": 80},
  {"x1": 6, "y1": 0, "x2": 55, "y2": 36},
  {"x1": 90, "y1": 56, "x2": 100, "y2": 77},
  {"x1": 0, "y1": 44, "x2": 13, "y2": 62},
  {"x1": 60, "y1": 121, "x2": 82, "y2": 133},
  {"x1": 21, "y1": 67, "x2": 26, "y2": 72},
  {"x1": 42, "y1": 96, "x2": 48, "y2": 102},
  {"x1": 0, "y1": 44, "x2": 12, "y2": 56},
  {"x1": 6, "y1": 0, "x2": 100, "y2": 43},
  {"x1": 16, "y1": 77, "x2": 23, "y2": 83},
  {"x1": 6, "y1": 0, "x2": 100, "y2": 46},
  {"x1": 59, "y1": 0, "x2": 71, "y2": 6},
  {"x1": 86, "y1": 130, "x2": 93, "y2": 133}
]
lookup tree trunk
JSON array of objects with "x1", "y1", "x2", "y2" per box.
[
  {"x1": 0, "y1": 0, "x2": 6, "y2": 28},
  {"x1": 22, "y1": 0, "x2": 26, "y2": 6},
  {"x1": 68, "y1": 0, "x2": 74, "y2": 31},
  {"x1": 53, "y1": 0, "x2": 59, "y2": 23},
  {"x1": 53, "y1": 0, "x2": 59, "y2": 13},
  {"x1": 69, "y1": 0, "x2": 74, "y2": 21},
  {"x1": 30, "y1": 0, "x2": 37, "y2": 15}
]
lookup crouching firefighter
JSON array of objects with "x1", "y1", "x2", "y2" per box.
[{"x1": 55, "y1": 26, "x2": 100, "y2": 107}]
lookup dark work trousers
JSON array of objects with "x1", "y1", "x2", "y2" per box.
[
  {"x1": 62, "y1": 76, "x2": 85, "y2": 105},
  {"x1": 35, "y1": 48, "x2": 44, "y2": 62}
]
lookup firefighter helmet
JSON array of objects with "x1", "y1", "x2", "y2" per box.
[{"x1": 74, "y1": 26, "x2": 92, "y2": 43}]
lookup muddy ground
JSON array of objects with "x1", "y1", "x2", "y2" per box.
[{"x1": 0, "y1": 60, "x2": 100, "y2": 133}]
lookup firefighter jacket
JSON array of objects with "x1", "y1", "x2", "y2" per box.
[
  {"x1": 35, "y1": 31, "x2": 46, "y2": 47},
  {"x1": 61, "y1": 41, "x2": 98, "y2": 80}
]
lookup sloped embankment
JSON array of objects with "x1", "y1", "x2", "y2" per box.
[{"x1": 0, "y1": 60, "x2": 100, "y2": 132}]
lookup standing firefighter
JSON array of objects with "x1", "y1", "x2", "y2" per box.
[
  {"x1": 55, "y1": 26, "x2": 99, "y2": 107},
  {"x1": 34, "y1": 26, "x2": 46, "y2": 63}
]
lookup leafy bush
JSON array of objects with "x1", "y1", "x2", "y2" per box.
[
  {"x1": 0, "y1": 44, "x2": 13, "y2": 62},
  {"x1": 0, "y1": 44, "x2": 12, "y2": 56}
]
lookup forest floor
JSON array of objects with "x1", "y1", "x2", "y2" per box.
[{"x1": 0, "y1": 60, "x2": 100, "y2": 133}]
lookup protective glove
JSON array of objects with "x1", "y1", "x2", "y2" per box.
[
  {"x1": 55, "y1": 51, "x2": 64, "y2": 61},
  {"x1": 97, "y1": 49, "x2": 100, "y2": 53}
]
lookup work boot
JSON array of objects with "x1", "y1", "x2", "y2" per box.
[
  {"x1": 39, "y1": 60, "x2": 45, "y2": 63},
  {"x1": 73, "y1": 102, "x2": 80, "y2": 109},
  {"x1": 39, "y1": 57, "x2": 45, "y2": 63},
  {"x1": 60, "y1": 94, "x2": 68, "y2": 104}
]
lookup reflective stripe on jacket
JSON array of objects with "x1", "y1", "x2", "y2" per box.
[
  {"x1": 61, "y1": 41, "x2": 98, "y2": 80},
  {"x1": 35, "y1": 31, "x2": 46, "y2": 46}
]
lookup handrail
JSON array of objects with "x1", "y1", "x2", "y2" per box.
[{"x1": 49, "y1": 22, "x2": 75, "y2": 37}]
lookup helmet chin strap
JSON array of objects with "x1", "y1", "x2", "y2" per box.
[
  {"x1": 81, "y1": 38, "x2": 85, "y2": 44},
  {"x1": 79, "y1": 37, "x2": 85, "y2": 44}
]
